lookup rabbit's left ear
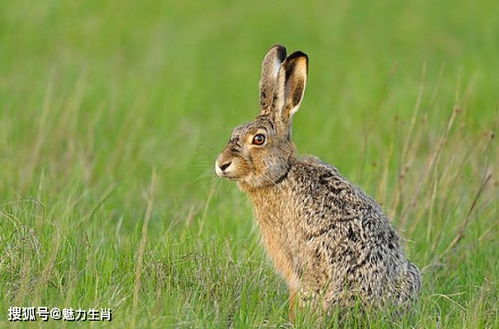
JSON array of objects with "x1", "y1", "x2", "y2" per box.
[
  {"x1": 259, "y1": 45, "x2": 287, "y2": 116},
  {"x1": 273, "y1": 51, "x2": 308, "y2": 137}
]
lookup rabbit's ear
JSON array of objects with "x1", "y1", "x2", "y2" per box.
[
  {"x1": 273, "y1": 51, "x2": 308, "y2": 137},
  {"x1": 259, "y1": 45, "x2": 287, "y2": 115}
]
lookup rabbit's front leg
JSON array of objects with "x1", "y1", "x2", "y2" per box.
[{"x1": 288, "y1": 287, "x2": 297, "y2": 322}]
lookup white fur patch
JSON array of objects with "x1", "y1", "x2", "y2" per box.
[
  {"x1": 273, "y1": 57, "x2": 281, "y2": 77},
  {"x1": 215, "y1": 162, "x2": 224, "y2": 177}
]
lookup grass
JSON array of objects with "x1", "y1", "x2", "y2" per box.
[{"x1": 0, "y1": 0, "x2": 497, "y2": 328}]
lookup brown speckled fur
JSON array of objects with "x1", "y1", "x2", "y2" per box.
[{"x1": 215, "y1": 45, "x2": 421, "y2": 316}]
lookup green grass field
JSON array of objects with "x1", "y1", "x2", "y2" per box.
[{"x1": 1, "y1": 0, "x2": 497, "y2": 328}]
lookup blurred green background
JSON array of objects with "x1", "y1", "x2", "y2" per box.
[{"x1": 0, "y1": 0, "x2": 497, "y2": 328}]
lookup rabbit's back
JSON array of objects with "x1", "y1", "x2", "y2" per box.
[{"x1": 292, "y1": 156, "x2": 421, "y2": 308}]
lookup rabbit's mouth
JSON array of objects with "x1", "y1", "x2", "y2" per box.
[
  {"x1": 217, "y1": 171, "x2": 241, "y2": 181},
  {"x1": 218, "y1": 172, "x2": 243, "y2": 182}
]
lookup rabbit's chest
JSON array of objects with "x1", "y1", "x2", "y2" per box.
[{"x1": 251, "y1": 194, "x2": 302, "y2": 288}]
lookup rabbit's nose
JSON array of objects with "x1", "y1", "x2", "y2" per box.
[
  {"x1": 219, "y1": 161, "x2": 232, "y2": 171},
  {"x1": 215, "y1": 160, "x2": 233, "y2": 177}
]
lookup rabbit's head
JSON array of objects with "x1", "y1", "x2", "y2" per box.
[{"x1": 215, "y1": 45, "x2": 308, "y2": 190}]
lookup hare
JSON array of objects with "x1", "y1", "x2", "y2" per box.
[{"x1": 215, "y1": 45, "x2": 421, "y2": 317}]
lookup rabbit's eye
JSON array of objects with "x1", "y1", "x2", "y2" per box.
[{"x1": 252, "y1": 134, "x2": 266, "y2": 145}]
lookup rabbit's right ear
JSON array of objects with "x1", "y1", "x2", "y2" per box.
[
  {"x1": 272, "y1": 51, "x2": 308, "y2": 138},
  {"x1": 259, "y1": 45, "x2": 287, "y2": 116}
]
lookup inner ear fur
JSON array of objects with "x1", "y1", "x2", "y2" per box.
[
  {"x1": 272, "y1": 51, "x2": 308, "y2": 135},
  {"x1": 282, "y1": 51, "x2": 308, "y2": 121}
]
